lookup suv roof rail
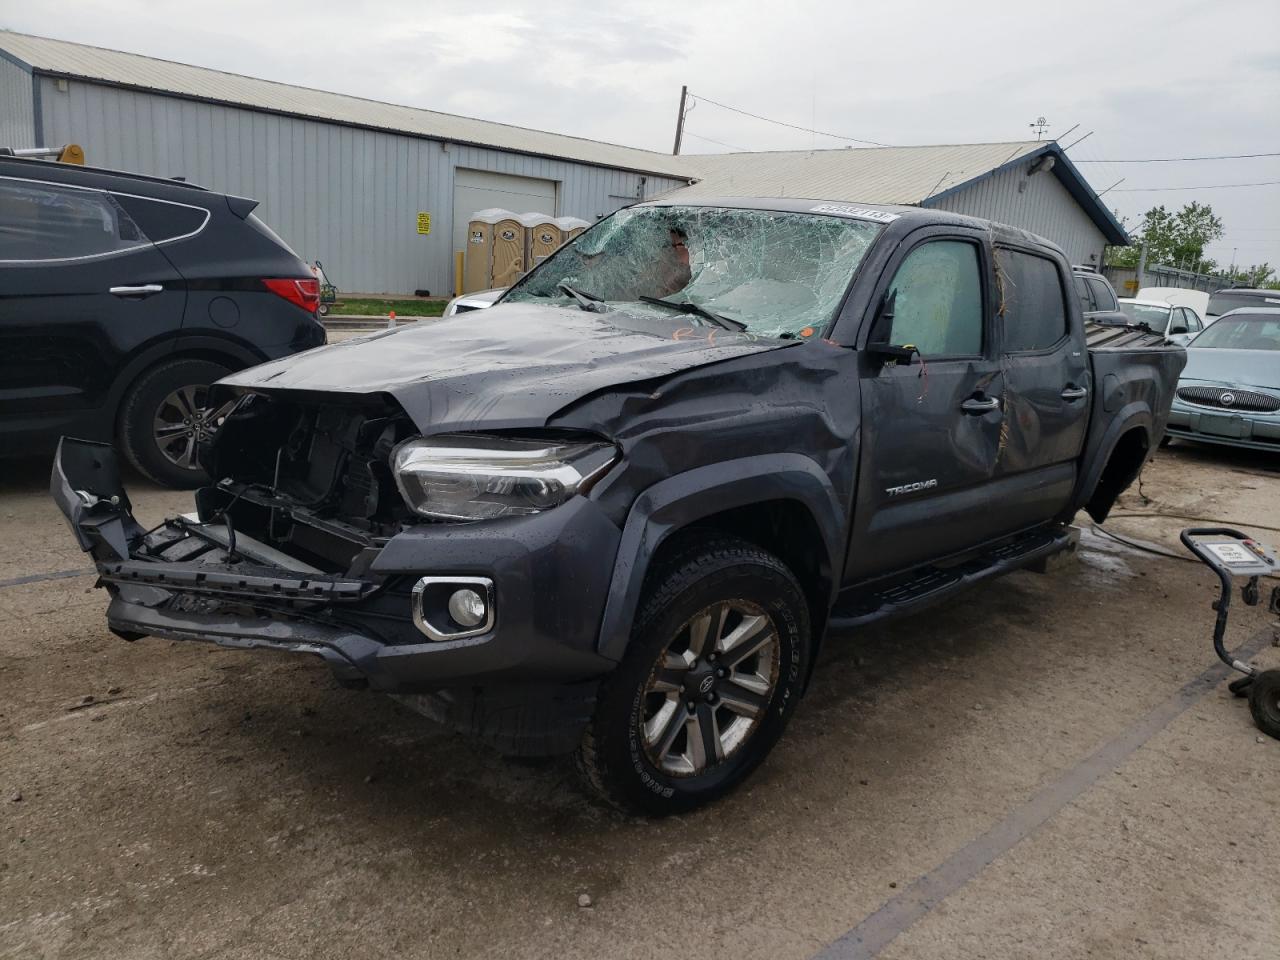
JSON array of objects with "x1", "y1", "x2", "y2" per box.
[{"x1": 0, "y1": 152, "x2": 210, "y2": 192}]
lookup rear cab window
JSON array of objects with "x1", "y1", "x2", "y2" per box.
[{"x1": 997, "y1": 249, "x2": 1069, "y2": 351}]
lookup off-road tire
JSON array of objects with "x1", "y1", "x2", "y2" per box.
[
  {"x1": 118, "y1": 357, "x2": 232, "y2": 488},
  {"x1": 577, "y1": 536, "x2": 811, "y2": 816}
]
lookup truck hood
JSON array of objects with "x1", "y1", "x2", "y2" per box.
[
  {"x1": 220, "y1": 302, "x2": 793, "y2": 432},
  {"x1": 1181, "y1": 348, "x2": 1279, "y2": 391}
]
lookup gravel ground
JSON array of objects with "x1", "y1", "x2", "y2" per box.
[{"x1": 1, "y1": 440, "x2": 1276, "y2": 959}]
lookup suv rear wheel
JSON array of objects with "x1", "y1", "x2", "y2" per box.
[
  {"x1": 578, "y1": 536, "x2": 811, "y2": 816},
  {"x1": 119, "y1": 357, "x2": 235, "y2": 488}
]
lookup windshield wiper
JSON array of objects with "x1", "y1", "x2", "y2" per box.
[
  {"x1": 638, "y1": 296, "x2": 747, "y2": 332},
  {"x1": 558, "y1": 283, "x2": 604, "y2": 313}
]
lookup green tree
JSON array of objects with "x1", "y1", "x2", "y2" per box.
[
  {"x1": 1106, "y1": 201, "x2": 1224, "y2": 271},
  {"x1": 1220, "y1": 262, "x2": 1275, "y2": 287}
]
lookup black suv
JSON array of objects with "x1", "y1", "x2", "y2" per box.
[{"x1": 0, "y1": 156, "x2": 324, "y2": 485}]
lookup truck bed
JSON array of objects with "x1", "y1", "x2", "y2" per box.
[
  {"x1": 1078, "y1": 321, "x2": 1186, "y2": 521},
  {"x1": 1084, "y1": 321, "x2": 1171, "y2": 350}
]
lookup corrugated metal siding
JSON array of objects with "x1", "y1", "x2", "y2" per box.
[
  {"x1": 2, "y1": 31, "x2": 688, "y2": 178},
  {"x1": 0, "y1": 55, "x2": 35, "y2": 147},
  {"x1": 35, "y1": 77, "x2": 688, "y2": 294},
  {"x1": 927, "y1": 163, "x2": 1107, "y2": 267}
]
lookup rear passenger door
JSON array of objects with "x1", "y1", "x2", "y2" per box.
[{"x1": 992, "y1": 246, "x2": 1090, "y2": 527}]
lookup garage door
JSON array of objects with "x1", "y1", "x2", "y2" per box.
[{"x1": 452, "y1": 169, "x2": 558, "y2": 256}]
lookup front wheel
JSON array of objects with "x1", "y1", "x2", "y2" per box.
[{"x1": 578, "y1": 536, "x2": 812, "y2": 816}]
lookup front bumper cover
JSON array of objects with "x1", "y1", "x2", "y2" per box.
[{"x1": 51, "y1": 438, "x2": 621, "y2": 750}]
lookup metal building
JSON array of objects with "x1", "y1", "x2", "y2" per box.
[
  {"x1": 677, "y1": 143, "x2": 1127, "y2": 267},
  {"x1": 0, "y1": 30, "x2": 1125, "y2": 293},
  {"x1": 0, "y1": 31, "x2": 692, "y2": 295}
]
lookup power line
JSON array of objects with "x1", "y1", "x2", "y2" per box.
[
  {"x1": 1111, "y1": 180, "x2": 1280, "y2": 192},
  {"x1": 688, "y1": 92, "x2": 893, "y2": 147},
  {"x1": 1075, "y1": 151, "x2": 1280, "y2": 163},
  {"x1": 682, "y1": 131, "x2": 749, "y2": 152}
]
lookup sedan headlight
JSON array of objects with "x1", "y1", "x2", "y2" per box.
[{"x1": 392, "y1": 433, "x2": 617, "y2": 521}]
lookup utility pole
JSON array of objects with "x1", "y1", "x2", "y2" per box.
[
  {"x1": 1136, "y1": 242, "x2": 1148, "y2": 290},
  {"x1": 672, "y1": 86, "x2": 689, "y2": 156}
]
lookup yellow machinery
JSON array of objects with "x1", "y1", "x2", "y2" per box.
[{"x1": 0, "y1": 144, "x2": 85, "y2": 164}]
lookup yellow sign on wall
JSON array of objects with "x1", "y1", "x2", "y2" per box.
[{"x1": 417, "y1": 212, "x2": 431, "y2": 235}]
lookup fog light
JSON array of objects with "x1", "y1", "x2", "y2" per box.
[
  {"x1": 448, "y1": 588, "x2": 487, "y2": 628},
  {"x1": 411, "y1": 576, "x2": 494, "y2": 642}
]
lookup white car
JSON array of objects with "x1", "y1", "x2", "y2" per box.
[
  {"x1": 1118, "y1": 298, "x2": 1205, "y2": 346},
  {"x1": 1137, "y1": 286, "x2": 1210, "y2": 321},
  {"x1": 442, "y1": 287, "x2": 505, "y2": 317}
]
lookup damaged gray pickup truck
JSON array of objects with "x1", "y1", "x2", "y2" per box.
[{"x1": 53, "y1": 198, "x2": 1184, "y2": 815}]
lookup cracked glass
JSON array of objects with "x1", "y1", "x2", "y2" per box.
[{"x1": 504, "y1": 205, "x2": 883, "y2": 339}]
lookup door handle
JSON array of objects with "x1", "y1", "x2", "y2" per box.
[
  {"x1": 960, "y1": 395, "x2": 1001, "y2": 414},
  {"x1": 109, "y1": 284, "x2": 164, "y2": 298},
  {"x1": 1060, "y1": 385, "x2": 1088, "y2": 401}
]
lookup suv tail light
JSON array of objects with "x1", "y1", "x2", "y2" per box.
[{"x1": 263, "y1": 277, "x2": 320, "y2": 314}]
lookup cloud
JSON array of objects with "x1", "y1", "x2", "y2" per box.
[{"x1": 5, "y1": 0, "x2": 1278, "y2": 267}]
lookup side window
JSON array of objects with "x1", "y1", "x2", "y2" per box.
[
  {"x1": 1169, "y1": 308, "x2": 1190, "y2": 335},
  {"x1": 884, "y1": 240, "x2": 983, "y2": 357},
  {"x1": 1086, "y1": 277, "x2": 1117, "y2": 312},
  {"x1": 997, "y1": 249, "x2": 1069, "y2": 352},
  {"x1": 1186, "y1": 310, "x2": 1203, "y2": 333},
  {"x1": 0, "y1": 178, "x2": 149, "y2": 262},
  {"x1": 112, "y1": 193, "x2": 208, "y2": 244},
  {"x1": 1074, "y1": 275, "x2": 1096, "y2": 312}
]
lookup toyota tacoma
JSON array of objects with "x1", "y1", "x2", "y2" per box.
[{"x1": 53, "y1": 198, "x2": 1184, "y2": 815}]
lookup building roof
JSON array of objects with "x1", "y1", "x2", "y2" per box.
[
  {"x1": 678, "y1": 143, "x2": 1043, "y2": 204},
  {"x1": 0, "y1": 30, "x2": 692, "y2": 179},
  {"x1": 0, "y1": 30, "x2": 1126, "y2": 244},
  {"x1": 675, "y1": 142, "x2": 1129, "y2": 244}
]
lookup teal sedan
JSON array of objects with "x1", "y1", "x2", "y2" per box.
[{"x1": 1165, "y1": 308, "x2": 1280, "y2": 452}]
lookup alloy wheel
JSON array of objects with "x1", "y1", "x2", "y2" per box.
[
  {"x1": 152, "y1": 385, "x2": 236, "y2": 471},
  {"x1": 640, "y1": 599, "x2": 781, "y2": 776}
]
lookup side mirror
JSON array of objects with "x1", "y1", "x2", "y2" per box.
[{"x1": 865, "y1": 289, "x2": 918, "y2": 365}]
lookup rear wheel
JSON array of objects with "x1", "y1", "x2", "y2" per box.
[
  {"x1": 119, "y1": 357, "x2": 235, "y2": 488},
  {"x1": 578, "y1": 536, "x2": 811, "y2": 816}
]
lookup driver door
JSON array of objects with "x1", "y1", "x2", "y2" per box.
[{"x1": 846, "y1": 228, "x2": 1005, "y2": 581}]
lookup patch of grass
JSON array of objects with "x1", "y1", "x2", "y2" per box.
[{"x1": 329, "y1": 298, "x2": 446, "y2": 317}]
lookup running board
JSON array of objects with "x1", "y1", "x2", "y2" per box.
[{"x1": 829, "y1": 526, "x2": 1079, "y2": 629}]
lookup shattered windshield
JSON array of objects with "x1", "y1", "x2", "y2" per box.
[{"x1": 503, "y1": 205, "x2": 882, "y2": 339}]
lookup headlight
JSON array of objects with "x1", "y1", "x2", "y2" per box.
[{"x1": 392, "y1": 433, "x2": 617, "y2": 521}]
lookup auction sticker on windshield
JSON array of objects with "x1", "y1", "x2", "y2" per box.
[{"x1": 809, "y1": 204, "x2": 900, "y2": 223}]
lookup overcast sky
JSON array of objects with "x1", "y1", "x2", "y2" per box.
[{"x1": 5, "y1": 0, "x2": 1278, "y2": 273}]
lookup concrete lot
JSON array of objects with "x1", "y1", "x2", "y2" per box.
[{"x1": 1, "y1": 441, "x2": 1276, "y2": 960}]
